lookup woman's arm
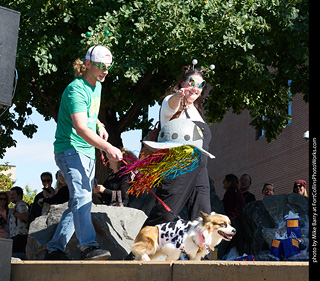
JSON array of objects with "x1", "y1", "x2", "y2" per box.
[{"x1": 43, "y1": 186, "x2": 69, "y2": 205}]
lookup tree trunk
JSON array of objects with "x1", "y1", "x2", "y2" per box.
[{"x1": 95, "y1": 106, "x2": 124, "y2": 184}]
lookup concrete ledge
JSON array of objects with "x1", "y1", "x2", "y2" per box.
[
  {"x1": 11, "y1": 261, "x2": 309, "y2": 281},
  {"x1": 11, "y1": 261, "x2": 172, "y2": 281},
  {"x1": 173, "y1": 261, "x2": 309, "y2": 281}
]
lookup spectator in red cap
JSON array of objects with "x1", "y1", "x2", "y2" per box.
[{"x1": 293, "y1": 180, "x2": 308, "y2": 197}]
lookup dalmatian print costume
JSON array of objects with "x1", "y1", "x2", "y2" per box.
[{"x1": 157, "y1": 219, "x2": 191, "y2": 251}]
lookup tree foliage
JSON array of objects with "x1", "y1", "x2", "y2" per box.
[
  {"x1": 0, "y1": 0, "x2": 309, "y2": 159},
  {"x1": 21, "y1": 185, "x2": 38, "y2": 205},
  {"x1": 0, "y1": 163, "x2": 14, "y2": 191}
]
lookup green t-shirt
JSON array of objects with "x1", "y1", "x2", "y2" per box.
[{"x1": 54, "y1": 77, "x2": 101, "y2": 159}]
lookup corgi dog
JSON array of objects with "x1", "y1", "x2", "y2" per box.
[{"x1": 132, "y1": 211, "x2": 236, "y2": 261}]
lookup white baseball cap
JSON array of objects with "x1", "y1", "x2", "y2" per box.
[{"x1": 85, "y1": 45, "x2": 112, "y2": 64}]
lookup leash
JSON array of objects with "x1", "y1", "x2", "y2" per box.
[
  {"x1": 100, "y1": 150, "x2": 180, "y2": 220},
  {"x1": 100, "y1": 150, "x2": 108, "y2": 166},
  {"x1": 147, "y1": 188, "x2": 181, "y2": 220}
]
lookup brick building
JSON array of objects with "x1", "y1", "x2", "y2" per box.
[{"x1": 207, "y1": 93, "x2": 309, "y2": 201}]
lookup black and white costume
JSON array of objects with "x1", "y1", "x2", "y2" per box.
[{"x1": 157, "y1": 219, "x2": 190, "y2": 251}]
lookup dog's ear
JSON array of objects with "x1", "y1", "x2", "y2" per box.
[{"x1": 200, "y1": 211, "x2": 209, "y2": 221}]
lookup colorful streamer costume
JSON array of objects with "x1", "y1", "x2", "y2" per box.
[{"x1": 120, "y1": 145, "x2": 201, "y2": 197}]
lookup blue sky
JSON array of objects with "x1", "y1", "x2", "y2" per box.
[{"x1": 2, "y1": 104, "x2": 160, "y2": 192}]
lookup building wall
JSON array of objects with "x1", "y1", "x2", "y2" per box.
[{"x1": 207, "y1": 93, "x2": 309, "y2": 201}]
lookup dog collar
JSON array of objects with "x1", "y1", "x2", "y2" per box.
[
  {"x1": 198, "y1": 229, "x2": 205, "y2": 249},
  {"x1": 192, "y1": 228, "x2": 206, "y2": 252}
]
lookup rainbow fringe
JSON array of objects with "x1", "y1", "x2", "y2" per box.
[{"x1": 119, "y1": 145, "x2": 201, "y2": 197}]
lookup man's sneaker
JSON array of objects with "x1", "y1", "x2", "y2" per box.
[
  {"x1": 44, "y1": 249, "x2": 69, "y2": 260},
  {"x1": 81, "y1": 246, "x2": 111, "y2": 260}
]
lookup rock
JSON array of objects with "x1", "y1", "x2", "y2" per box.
[
  {"x1": 91, "y1": 205, "x2": 147, "y2": 260},
  {"x1": 26, "y1": 207, "x2": 62, "y2": 260},
  {"x1": 26, "y1": 203, "x2": 147, "y2": 260},
  {"x1": 217, "y1": 193, "x2": 309, "y2": 259}
]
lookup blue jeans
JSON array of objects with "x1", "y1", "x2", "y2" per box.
[{"x1": 46, "y1": 148, "x2": 99, "y2": 252}]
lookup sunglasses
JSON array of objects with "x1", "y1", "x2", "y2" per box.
[
  {"x1": 42, "y1": 179, "x2": 52, "y2": 183},
  {"x1": 185, "y1": 76, "x2": 206, "y2": 89},
  {"x1": 0, "y1": 197, "x2": 7, "y2": 201},
  {"x1": 91, "y1": 61, "x2": 114, "y2": 72}
]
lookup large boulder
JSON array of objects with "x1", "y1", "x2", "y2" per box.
[
  {"x1": 26, "y1": 203, "x2": 147, "y2": 260},
  {"x1": 217, "y1": 193, "x2": 309, "y2": 259}
]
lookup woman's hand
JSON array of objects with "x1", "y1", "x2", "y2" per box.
[
  {"x1": 175, "y1": 89, "x2": 185, "y2": 99},
  {"x1": 93, "y1": 184, "x2": 105, "y2": 198},
  {"x1": 168, "y1": 88, "x2": 189, "y2": 110},
  {"x1": 96, "y1": 184, "x2": 106, "y2": 193},
  {"x1": 176, "y1": 88, "x2": 191, "y2": 99}
]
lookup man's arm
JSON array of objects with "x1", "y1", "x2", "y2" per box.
[
  {"x1": 71, "y1": 112, "x2": 122, "y2": 161},
  {"x1": 96, "y1": 119, "x2": 109, "y2": 141},
  {"x1": 11, "y1": 210, "x2": 29, "y2": 222},
  {"x1": 10, "y1": 204, "x2": 29, "y2": 222}
]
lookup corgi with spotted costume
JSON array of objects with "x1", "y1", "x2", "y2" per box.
[{"x1": 132, "y1": 211, "x2": 236, "y2": 261}]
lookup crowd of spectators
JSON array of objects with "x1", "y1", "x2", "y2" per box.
[
  {"x1": 0, "y1": 167, "x2": 308, "y2": 259},
  {"x1": 221, "y1": 173, "x2": 308, "y2": 220}
]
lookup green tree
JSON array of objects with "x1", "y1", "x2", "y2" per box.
[
  {"x1": 23, "y1": 185, "x2": 38, "y2": 205},
  {"x1": 0, "y1": 0, "x2": 308, "y2": 158}
]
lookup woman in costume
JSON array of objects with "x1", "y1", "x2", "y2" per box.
[{"x1": 142, "y1": 64, "x2": 214, "y2": 226}]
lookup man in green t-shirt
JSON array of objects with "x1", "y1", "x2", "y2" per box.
[{"x1": 45, "y1": 45, "x2": 122, "y2": 260}]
